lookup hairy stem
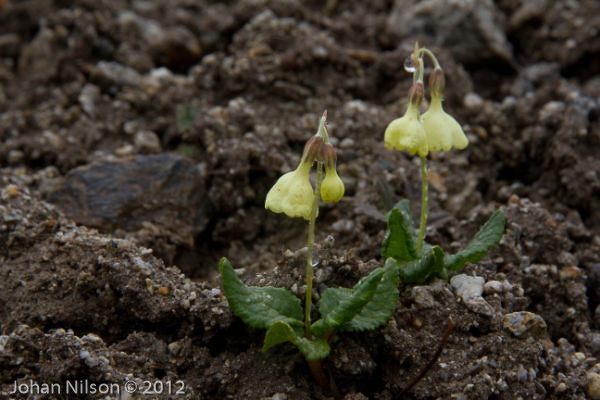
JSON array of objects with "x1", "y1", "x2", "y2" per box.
[
  {"x1": 417, "y1": 155, "x2": 428, "y2": 252},
  {"x1": 305, "y1": 162, "x2": 323, "y2": 338}
]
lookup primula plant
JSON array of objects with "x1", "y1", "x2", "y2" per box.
[
  {"x1": 219, "y1": 112, "x2": 398, "y2": 388},
  {"x1": 383, "y1": 43, "x2": 506, "y2": 282}
]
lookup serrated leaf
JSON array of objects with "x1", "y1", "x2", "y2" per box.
[
  {"x1": 381, "y1": 199, "x2": 419, "y2": 262},
  {"x1": 444, "y1": 209, "x2": 506, "y2": 271},
  {"x1": 311, "y1": 267, "x2": 385, "y2": 336},
  {"x1": 386, "y1": 244, "x2": 445, "y2": 283},
  {"x1": 219, "y1": 258, "x2": 303, "y2": 331},
  {"x1": 263, "y1": 321, "x2": 330, "y2": 361},
  {"x1": 342, "y1": 258, "x2": 400, "y2": 331}
]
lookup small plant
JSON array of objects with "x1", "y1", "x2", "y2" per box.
[
  {"x1": 382, "y1": 43, "x2": 506, "y2": 282},
  {"x1": 217, "y1": 44, "x2": 506, "y2": 392},
  {"x1": 219, "y1": 112, "x2": 399, "y2": 389}
]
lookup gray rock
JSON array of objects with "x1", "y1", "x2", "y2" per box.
[
  {"x1": 47, "y1": 154, "x2": 207, "y2": 263},
  {"x1": 451, "y1": 274, "x2": 495, "y2": 317},
  {"x1": 451, "y1": 274, "x2": 484, "y2": 299}
]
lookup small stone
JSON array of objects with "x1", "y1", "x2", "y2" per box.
[
  {"x1": 411, "y1": 286, "x2": 436, "y2": 308},
  {"x1": 588, "y1": 371, "x2": 600, "y2": 399},
  {"x1": 267, "y1": 393, "x2": 287, "y2": 400},
  {"x1": 135, "y1": 130, "x2": 162, "y2": 153},
  {"x1": 538, "y1": 101, "x2": 565, "y2": 124},
  {"x1": 451, "y1": 274, "x2": 484, "y2": 299},
  {"x1": 2, "y1": 184, "x2": 19, "y2": 199},
  {"x1": 145, "y1": 278, "x2": 154, "y2": 294},
  {"x1": 114, "y1": 144, "x2": 135, "y2": 156},
  {"x1": 588, "y1": 332, "x2": 600, "y2": 353},
  {"x1": 463, "y1": 92, "x2": 484, "y2": 110},
  {"x1": 464, "y1": 296, "x2": 495, "y2": 317},
  {"x1": 516, "y1": 364, "x2": 528, "y2": 382},
  {"x1": 339, "y1": 138, "x2": 355, "y2": 149},
  {"x1": 483, "y1": 280, "x2": 504, "y2": 294},
  {"x1": 7, "y1": 149, "x2": 24, "y2": 165},
  {"x1": 503, "y1": 311, "x2": 547, "y2": 338},
  {"x1": 558, "y1": 266, "x2": 582, "y2": 281},
  {"x1": 168, "y1": 341, "x2": 182, "y2": 355},
  {"x1": 158, "y1": 286, "x2": 170, "y2": 295}
]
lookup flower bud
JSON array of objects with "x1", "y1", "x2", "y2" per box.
[
  {"x1": 408, "y1": 82, "x2": 425, "y2": 108},
  {"x1": 321, "y1": 167, "x2": 344, "y2": 203},
  {"x1": 429, "y1": 68, "x2": 445, "y2": 98},
  {"x1": 302, "y1": 136, "x2": 324, "y2": 164},
  {"x1": 320, "y1": 143, "x2": 337, "y2": 170}
]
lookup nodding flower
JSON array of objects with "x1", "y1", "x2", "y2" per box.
[
  {"x1": 421, "y1": 68, "x2": 468, "y2": 152},
  {"x1": 265, "y1": 111, "x2": 344, "y2": 219},
  {"x1": 265, "y1": 160, "x2": 314, "y2": 220},
  {"x1": 384, "y1": 82, "x2": 429, "y2": 157}
]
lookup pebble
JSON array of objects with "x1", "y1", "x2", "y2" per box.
[
  {"x1": 168, "y1": 341, "x2": 182, "y2": 355},
  {"x1": 450, "y1": 274, "x2": 484, "y2": 299},
  {"x1": 7, "y1": 149, "x2": 24, "y2": 165},
  {"x1": 451, "y1": 275, "x2": 495, "y2": 317},
  {"x1": 134, "y1": 130, "x2": 162, "y2": 153},
  {"x1": 503, "y1": 311, "x2": 547, "y2": 338},
  {"x1": 411, "y1": 286, "x2": 436, "y2": 308},
  {"x1": 558, "y1": 266, "x2": 582, "y2": 281},
  {"x1": 463, "y1": 92, "x2": 484, "y2": 110},
  {"x1": 588, "y1": 332, "x2": 600, "y2": 353},
  {"x1": 538, "y1": 101, "x2": 565, "y2": 124},
  {"x1": 588, "y1": 371, "x2": 600, "y2": 399},
  {"x1": 267, "y1": 393, "x2": 287, "y2": 400}
]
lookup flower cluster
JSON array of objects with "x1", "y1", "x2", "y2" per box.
[
  {"x1": 384, "y1": 45, "x2": 468, "y2": 157},
  {"x1": 265, "y1": 112, "x2": 344, "y2": 220}
]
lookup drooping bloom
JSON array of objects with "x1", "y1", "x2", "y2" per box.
[
  {"x1": 265, "y1": 161, "x2": 314, "y2": 220},
  {"x1": 422, "y1": 97, "x2": 468, "y2": 151},
  {"x1": 384, "y1": 83, "x2": 428, "y2": 157},
  {"x1": 421, "y1": 68, "x2": 468, "y2": 152}
]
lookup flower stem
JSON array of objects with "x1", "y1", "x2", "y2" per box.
[
  {"x1": 418, "y1": 47, "x2": 442, "y2": 70},
  {"x1": 417, "y1": 155, "x2": 428, "y2": 252},
  {"x1": 305, "y1": 161, "x2": 323, "y2": 338}
]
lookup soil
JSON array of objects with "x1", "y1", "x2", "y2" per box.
[{"x1": 1, "y1": 0, "x2": 600, "y2": 399}]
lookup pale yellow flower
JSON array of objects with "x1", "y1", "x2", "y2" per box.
[
  {"x1": 422, "y1": 96, "x2": 468, "y2": 152},
  {"x1": 321, "y1": 167, "x2": 344, "y2": 203},
  {"x1": 265, "y1": 161, "x2": 314, "y2": 220},
  {"x1": 384, "y1": 103, "x2": 428, "y2": 157}
]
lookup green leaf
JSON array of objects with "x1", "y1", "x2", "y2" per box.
[
  {"x1": 341, "y1": 258, "x2": 400, "y2": 331},
  {"x1": 444, "y1": 209, "x2": 506, "y2": 271},
  {"x1": 387, "y1": 245, "x2": 445, "y2": 283},
  {"x1": 219, "y1": 258, "x2": 304, "y2": 331},
  {"x1": 312, "y1": 267, "x2": 387, "y2": 336},
  {"x1": 263, "y1": 321, "x2": 330, "y2": 361},
  {"x1": 381, "y1": 199, "x2": 419, "y2": 262}
]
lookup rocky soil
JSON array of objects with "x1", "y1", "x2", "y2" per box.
[{"x1": 1, "y1": 0, "x2": 600, "y2": 399}]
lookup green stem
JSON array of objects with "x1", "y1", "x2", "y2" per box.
[
  {"x1": 418, "y1": 47, "x2": 442, "y2": 70},
  {"x1": 305, "y1": 162, "x2": 323, "y2": 338},
  {"x1": 417, "y1": 156, "x2": 428, "y2": 252}
]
